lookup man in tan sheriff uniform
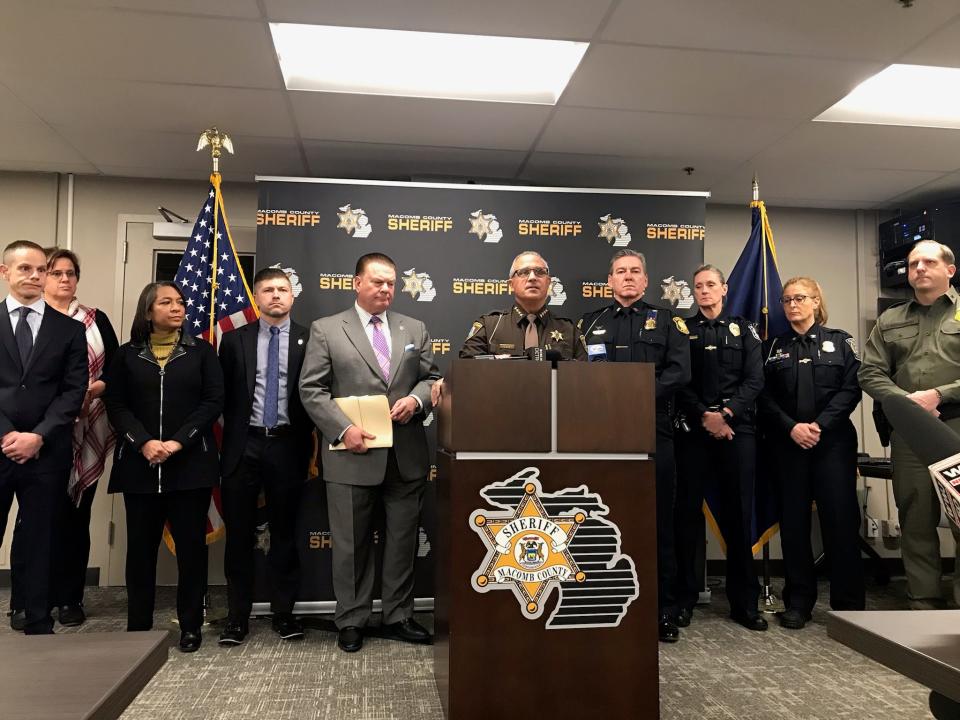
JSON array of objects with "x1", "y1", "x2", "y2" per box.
[
  {"x1": 459, "y1": 250, "x2": 585, "y2": 360},
  {"x1": 859, "y1": 239, "x2": 960, "y2": 609}
]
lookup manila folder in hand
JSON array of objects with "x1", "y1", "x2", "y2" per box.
[{"x1": 329, "y1": 395, "x2": 394, "y2": 450}]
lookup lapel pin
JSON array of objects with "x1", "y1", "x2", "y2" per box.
[{"x1": 298, "y1": 338, "x2": 304, "y2": 345}]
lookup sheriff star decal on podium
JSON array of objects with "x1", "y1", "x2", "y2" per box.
[{"x1": 469, "y1": 467, "x2": 639, "y2": 629}]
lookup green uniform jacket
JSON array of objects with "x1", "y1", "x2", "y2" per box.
[
  {"x1": 459, "y1": 304, "x2": 586, "y2": 360},
  {"x1": 859, "y1": 286, "x2": 960, "y2": 411}
]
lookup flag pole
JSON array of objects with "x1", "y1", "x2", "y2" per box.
[{"x1": 753, "y1": 175, "x2": 786, "y2": 615}]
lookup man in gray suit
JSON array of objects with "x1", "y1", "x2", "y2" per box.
[{"x1": 299, "y1": 252, "x2": 440, "y2": 653}]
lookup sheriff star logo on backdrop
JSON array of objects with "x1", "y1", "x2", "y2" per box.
[
  {"x1": 660, "y1": 276, "x2": 694, "y2": 309},
  {"x1": 468, "y1": 209, "x2": 503, "y2": 243},
  {"x1": 471, "y1": 477, "x2": 585, "y2": 619},
  {"x1": 401, "y1": 268, "x2": 437, "y2": 302},
  {"x1": 337, "y1": 204, "x2": 373, "y2": 237},
  {"x1": 597, "y1": 213, "x2": 632, "y2": 247}
]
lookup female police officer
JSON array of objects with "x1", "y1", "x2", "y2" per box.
[
  {"x1": 758, "y1": 276, "x2": 864, "y2": 629},
  {"x1": 674, "y1": 265, "x2": 766, "y2": 631}
]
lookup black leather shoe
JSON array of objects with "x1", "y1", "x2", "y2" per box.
[
  {"x1": 9, "y1": 609, "x2": 25, "y2": 632},
  {"x1": 272, "y1": 614, "x2": 305, "y2": 641},
  {"x1": 383, "y1": 618, "x2": 432, "y2": 644},
  {"x1": 338, "y1": 626, "x2": 363, "y2": 653},
  {"x1": 179, "y1": 630, "x2": 202, "y2": 653},
  {"x1": 218, "y1": 621, "x2": 248, "y2": 646},
  {"x1": 675, "y1": 607, "x2": 693, "y2": 628},
  {"x1": 731, "y1": 611, "x2": 768, "y2": 631},
  {"x1": 777, "y1": 609, "x2": 810, "y2": 630},
  {"x1": 658, "y1": 617, "x2": 680, "y2": 643},
  {"x1": 58, "y1": 605, "x2": 86, "y2": 627}
]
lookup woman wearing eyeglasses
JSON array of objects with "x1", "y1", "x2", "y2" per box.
[{"x1": 758, "y1": 277, "x2": 865, "y2": 629}]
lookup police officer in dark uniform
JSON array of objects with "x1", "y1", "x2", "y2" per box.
[
  {"x1": 674, "y1": 265, "x2": 766, "y2": 631},
  {"x1": 460, "y1": 251, "x2": 584, "y2": 360},
  {"x1": 758, "y1": 276, "x2": 864, "y2": 630},
  {"x1": 578, "y1": 248, "x2": 691, "y2": 642}
]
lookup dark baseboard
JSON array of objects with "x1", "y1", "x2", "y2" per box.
[{"x1": 0, "y1": 568, "x2": 100, "y2": 588}]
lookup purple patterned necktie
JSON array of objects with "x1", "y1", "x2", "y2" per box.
[{"x1": 369, "y1": 315, "x2": 391, "y2": 382}]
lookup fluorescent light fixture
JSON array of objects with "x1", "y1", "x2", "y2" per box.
[
  {"x1": 270, "y1": 23, "x2": 588, "y2": 105},
  {"x1": 816, "y1": 64, "x2": 960, "y2": 129}
]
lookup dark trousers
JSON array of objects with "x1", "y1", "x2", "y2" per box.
[
  {"x1": 10, "y1": 481, "x2": 96, "y2": 611},
  {"x1": 222, "y1": 432, "x2": 306, "y2": 621},
  {"x1": 123, "y1": 487, "x2": 210, "y2": 632},
  {"x1": 774, "y1": 423, "x2": 865, "y2": 614},
  {"x1": 0, "y1": 460, "x2": 67, "y2": 634},
  {"x1": 675, "y1": 427, "x2": 760, "y2": 616},
  {"x1": 326, "y1": 450, "x2": 424, "y2": 628},
  {"x1": 655, "y1": 414, "x2": 678, "y2": 616}
]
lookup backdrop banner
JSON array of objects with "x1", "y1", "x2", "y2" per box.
[{"x1": 251, "y1": 176, "x2": 707, "y2": 610}]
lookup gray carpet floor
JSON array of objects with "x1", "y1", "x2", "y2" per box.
[{"x1": 0, "y1": 580, "x2": 939, "y2": 719}]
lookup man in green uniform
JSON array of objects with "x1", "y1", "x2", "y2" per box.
[
  {"x1": 459, "y1": 251, "x2": 585, "y2": 360},
  {"x1": 859, "y1": 239, "x2": 960, "y2": 609}
]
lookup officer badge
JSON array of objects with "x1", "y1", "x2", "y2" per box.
[
  {"x1": 822, "y1": 340, "x2": 835, "y2": 353},
  {"x1": 467, "y1": 321, "x2": 483, "y2": 340},
  {"x1": 644, "y1": 310, "x2": 657, "y2": 330},
  {"x1": 845, "y1": 337, "x2": 861, "y2": 360},
  {"x1": 550, "y1": 330, "x2": 564, "y2": 342},
  {"x1": 672, "y1": 316, "x2": 689, "y2": 335},
  {"x1": 729, "y1": 322, "x2": 740, "y2": 337}
]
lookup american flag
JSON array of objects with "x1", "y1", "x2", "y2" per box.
[{"x1": 166, "y1": 174, "x2": 258, "y2": 549}]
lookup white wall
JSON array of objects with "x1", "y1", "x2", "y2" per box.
[{"x1": 0, "y1": 172, "x2": 929, "y2": 579}]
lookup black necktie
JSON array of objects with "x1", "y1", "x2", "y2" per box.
[
  {"x1": 615, "y1": 307, "x2": 635, "y2": 362},
  {"x1": 702, "y1": 321, "x2": 720, "y2": 405},
  {"x1": 795, "y1": 336, "x2": 816, "y2": 422},
  {"x1": 15, "y1": 306, "x2": 33, "y2": 367}
]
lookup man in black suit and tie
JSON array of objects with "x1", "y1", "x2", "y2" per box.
[
  {"x1": 299, "y1": 252, "x2": 439, "y2": 653},
  {"x1": 218, "y1": 267, "x2": 313, "y2": 645},
  {"x1": 0, "y1": 240, "x2": 87, "y2": 634}
]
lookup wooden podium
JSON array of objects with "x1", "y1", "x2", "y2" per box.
[{"x1": 435, "y1": 359, "x2": 659, "y2": 719}]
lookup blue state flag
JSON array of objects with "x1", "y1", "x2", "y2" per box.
[{"x1": 707, "y1": 199, "x2": 786, "y2": 554}]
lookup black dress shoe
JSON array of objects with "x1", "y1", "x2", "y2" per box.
[
  {"x1": 383, "y1": 618, "x2": 432, "y2": 644},
  {"x1": 9, "y1": 609, "x2": 25, "y2": 632},
  {"x1": 58, "y1": 605, "x2": 86, "y2": 627},
  {"x1": 218, "y1": 621, "x2": 248, "y2": 646},
  {"x1": 338, "y1": 626, "x2": 363, "y2": 653},
  {"x1": 658, "y1": 617, "x2": 680, "y2": 643},
  {"x1": 272, "y1": 614, "x2": 305, "y2": 641},
  {"x1": 731, "y1": 611, "x2": 768, "y2": 631},
  {"x1": 777, "y1": 608, "x2": 811, "y2": 630},
  {"x1": 179, "y1": 630, "x2": 202, "y2": 653},
  {"x1": 675, "y1": 607, "x2": 693, "y2": 628}
]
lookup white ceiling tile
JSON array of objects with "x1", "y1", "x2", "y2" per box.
[
  {"x1": 520, "y1": 152, "x2": 725, "y2": 192},
  {"x1": 0, "y1": 83, "x2": 41, "y2": 123},
  {"x1": 302, "y1": 141, "x2": 526, "y2": 180},
  {"x1": 0, "y1": 122, "x2": 93, "y2": 165},
  {"x1": 602, "y1": 1, "x2": 960, "y2": 62},
  {"x1": 0, "y1": 160, "x2": 97, "y2": 174},
  {"x1": 0, "y1": 3, "x2": 281, "y2": 88},
  {"x1": 885, "y1": 171, "x2": 960, "y2": 209},
  {"x1": 5, "y1": 80, "x2": 296, "y2": 138},
  {"x1": 756, "y1": 122, "x2": 960, "y2": 172},
  {"x1": 538, "y1": 107, "x2": 795, "y2": 162},
  {"x1": 55, "y1": 0, "x2": 263, "y2": 19},
  {"x1": 898, "y1": 16, "x2": 960, "y2": 68},
  {"x1": 263, "y1": 0, "x2": 612, "y2": 40},
  {"x1": 290, "y1": 93, "x2": 551, "y2": 150},
  {"x1": 561, "y1": 44, "x2": 882, "y2": 118}
]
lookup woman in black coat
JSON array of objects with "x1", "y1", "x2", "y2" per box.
[{"x1": 104, "y1": 281, "x2": 224, "y2": 652}]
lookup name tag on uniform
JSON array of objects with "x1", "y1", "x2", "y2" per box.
[
  {"x1": 404, "y1": 343, "x2": 416, "y2": 351},
  {"x1": 587, "y1": 343, "x2": 607, "y2": 361}
]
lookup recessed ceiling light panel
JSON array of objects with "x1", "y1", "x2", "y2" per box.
[{"x1": 270, "y1": 23, "x2": 588, "y2": 105}]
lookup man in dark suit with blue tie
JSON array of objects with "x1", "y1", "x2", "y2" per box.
[
  {"x1": 0, "y1": 240, "x2": 87, "y2": 634},
  {"x1": 217, "y1": 267, "x2": 313, "y2": 646}
]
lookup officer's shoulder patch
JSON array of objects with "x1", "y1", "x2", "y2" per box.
[
  {"x1": 748, "y1": 323, "x2": 761, "y2": 341},
  {"x1": 845, "y1": 337, "x2": 861, "y2": 360},
  {"x1": 466, "y1": 320, "x2": 483, "y2": 340},
  {"x1": 576, "y1": 318, "x2": 583, "y2": 330},
  {"x1": 672, "y1": 316, "x2": 689, "y2": 335}
]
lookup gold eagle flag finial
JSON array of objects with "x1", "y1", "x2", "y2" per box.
[{"x1": 196, "y1": 127, "x2": 234, "y2": 173}]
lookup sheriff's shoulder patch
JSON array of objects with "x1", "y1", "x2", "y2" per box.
[
  {"x1": 672, "y1": 316, "x2": 689, "y2": 335},
  {"x1": 467, "y1": 321, "x2": 483, "y2": 339}
]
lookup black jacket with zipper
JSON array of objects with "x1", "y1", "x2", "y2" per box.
[{"x1": 104, "y1": 332, "x2": 224, "y2": 494}]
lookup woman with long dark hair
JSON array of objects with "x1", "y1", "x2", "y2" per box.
[{"x1": 104, "y1": 281, "x2": 223, "y2": 651}]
